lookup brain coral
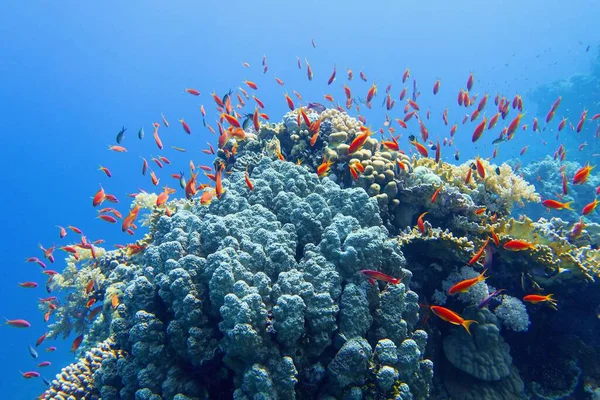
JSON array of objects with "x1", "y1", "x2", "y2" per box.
[{"x1": 45, "y1": 157, "x2": 432, "y2": 399}]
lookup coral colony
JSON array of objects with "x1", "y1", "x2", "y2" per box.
[{"x1": 13, "y1": 54, "x2": 600, "y2": 398}]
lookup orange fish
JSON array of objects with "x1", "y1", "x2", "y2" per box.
[
  {"x1": 417, "y1": 211, "x2": 428, "y2": 234},
  {"x1": 317, "y1": 157, "x2": 333, "y2": 177},
  {"x1": 360, "y1": 270, "x2": 401, "y2": 286},
  {"x1": 244, "y1": 80, "x2": 258, "y2": 90},
  {"x1": 489, "y1": 227, "x2": 500, "y2": 247},
  {"x1": 348, "y1": 127, "x2": 373, "y2": 154},
  {"x1": 541, "y1": 199, "x2": 573, "y2": 210},
  {"x1": 573, "y1": 163, "x2": 595, "y2": 185},
  {"x1": 111, "y1": 294, "x2": 120, "y2": 308},
  {"x1": 108, "y1": 145, "x2": 127, "y2": 153},
  {"x1": 92, "y1": 187, "x2": 105, "y2": 207},
  {"x1": 156, "y1": 188, "x2": 170, "y2": 207},
  {"x1": 245, "y1": 167, "x2": 254, "y2": 191},
  {"x1": 467, "y1": 238, "x2": 490, "y2": 265},
  {"x1": 284, "y1": 93, "x2": 295, "y2": 111},
  {"x1": 430, "y1": 306, "x2": 477, "y2": 335},
  {"x1": 430, "y1": 187, "x2": 442, "y2": 203},
  {"x1": 475, "y1": 157, "x2": 485, "y2": 179},
  {"x1": 411, "y1": 141, "x2": 429, "y2": 158},
  {"x1": 150, "y1": 171, "x2": 159, "y2": 186},
  {"x1": 71, "y1": 334, "x2": 84, "y2": 352},
  {"x1": 215, "y1": 166, "x2": 225, "y2": 199},
  {"x1": 472, "y1": 117, "x2": 487, "y2": 143},
  {"x1": 523, "y1": 294, "x2": 557, "y2": 306},
  {"x1": 449, "y1": 269, "x2": 488, "y2": 295},
  {"x1": 582, "y1": 198, "x2": 599, "y2": 215},
  {"x1": 503, "y1": 239, "x2": 535, "y2": 251},
  {"x1": 85, "y1": 279, "x2": 95, "y2": 295}
]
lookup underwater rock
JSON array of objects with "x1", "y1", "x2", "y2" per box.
[{"x1": 443, "y1": 307, "x2": 513, "y2": 381}]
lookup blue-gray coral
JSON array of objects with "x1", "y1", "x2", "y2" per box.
[{"x1": 50, "y1": 157, "x2": 432, "y2": 399}]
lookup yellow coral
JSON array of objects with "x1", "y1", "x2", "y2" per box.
[{"x1": 414, "y1": 157, "x2": 540, "y2": 212}]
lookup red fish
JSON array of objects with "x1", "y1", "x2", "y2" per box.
[
  {"x1": 430, "y1": 187, "x2": 442, "y2": 203},
  {"x1": 5, "y1": 319, "x2": 31, "y2": 328},
  {"x1": 185, "y1": 88, "x2": 200, "y2": 96},
  {"x1": 327, "y1": 65, "x2": 336, "y2": 85},
  {"x1": 475, "y1": 157, "x2": 485, "y2": 179},
  {"x1": 18, "y1": 282, "x2": 38, "y2": 288},
  {"x1": 348, "y1": 128, "x2": 373, "y2": 154},
  {"x1": 417, "y1": 211, "x2": 428, "y2": 234},
  {"x1": 402, "y1": 68, "x2": 410, "y2": 83},
  {"x1": 472, "y1": 117, "x2": 487, "y2": 142},
  {"x1": 573, "y1": 163, "x2": 595, "y2": 185},
  {"x1": 503, "y1": 239, "x2": 535, "y2": 251},
  {"x1": 243, "y1": 80, "x2": 258, "y2": 90},
  {"x1": 71, "y1": 334, "x2": 84, "y2": 352},
  {"x1": 37, "y1": 361, "x2": 51, "y2": 368},
  {"x1": 411, "y1": 140, "x2": 429, "y2": 158},
  {"x1": 179, "y1": 118, "x2": 192, "y2": 134},
  {"x1": 430, "y1": 306, "x2": 477, "y2": 335},
  {"x1": 21, "y1": 371, "x2": 40, "y2": 379},
  {"x1": 98, "y1": 166, "x2": 112, "y2": 178},
  {"x1": 449, "y1": 269, "x2": 488, "y2": 294},
  {"x1": 542, "y1": 199, "x2": 572, "y2": 210},
  {"x1": 360, "y1": 270, "x2": 401, "y2": 286},
  {"x1": 582, "y1": 198, "x2": 599, "y2": 215},
  {"x1": 245, "y1": 167, "x2": 254, "y2": 191},
  {"x1": 523, "y1": 294, "x2": 557, "y2": 306},
  {"x1": 467, "y1": 238, "x2": 490, "y2": 266},
  {"x1": 466, "y1": 72, "x2": 474, "y2": 91},
  {"x1": 283, "y1": 93, "x2": 295, "y2": 111},
  {"x1": 92, "y1": 187, "x2": 105, "y2": 207},
  {"x1": 433, "y1": 79, "x2": 440, "y2": 95},
  {"x1": 108, "y1": 145, "x2": 127, "y2": 153},
  {"x1": 306, "y1": 59, "x2": 313, "y2": 81}
]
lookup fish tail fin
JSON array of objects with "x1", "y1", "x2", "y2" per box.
[
  {"x1": 480, "y1": 269, "x2": 490, "y2": 281},
  {"x1": 391, "y1": 278, "x2": 401, "y2": 284},
  {"x1": 462, "y1": 320, "x2": 478, "y2": 335},
  {"x1": 564, "y1": 201, "x2": 574, "y2": 210}
]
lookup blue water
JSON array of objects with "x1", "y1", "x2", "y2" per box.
[{"x1": 1, "y1": 1, "x2": 599, "y2": 397}]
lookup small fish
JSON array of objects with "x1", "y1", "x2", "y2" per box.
[
  {"x1": 37, "y1": 361, "x2": 51, "y2": 368},
  {"x1": 495, "y1": 166, "x2": 501, "y2": 175},
  {"x1": 71, "y1": 334, "x2": 84, "y2": 352},
  {"x1": 28, "y1": 345, "x2": 38, "y2": 359},
  {"x1": 21, "y1": 371, "x2": 40, "y2": 379},
  {"x1": 5, "y1": 318, "x2": 31, "y2": 328},
  {"x1": 108, "y1": 145, "x2": 127, "y2": 153},
  {"x1": 582, "y1": 198, "x2": 599, "y2": 215},
  {"x1": 523, "y1": 294, "x2": 557, "y2": 306},
  {"x1": 360, "y1": 269, "x2": 401, "y2": 286},
  {"x1": 542, "y1": 199, "x2": 573, "y2": 210},
  {"x1": 18, "y1": 282, "x2": 38, "y2": 288},
  {"x1": 503, "y1": 239, "x2": 536, "y2": 251},
  {"x1": 478, "y1": 289, "x2": 506, "y2": 309},
  {"x1": 185, "y1": 88, "x2": 200, "y2": 96},
  {"x1": 573, "y1": 163, "x2": 595, "y2": 185},
  {"x1": 45, "y1": 346, "x2": 56, "y2": 352},
  {"x1": 116, "y1": 126, "x2": 126, "y2": 144},
  {"x1": 98, "y1": 166, "x2": 112, "y2": 178},
  {"x1": 449, "y1": 269, "x2": 488, "y2": 294},
  {"x1": 417, "y1": 211, "x2": 428, "y2": 234},
  {"x1": 430, "y1": 305, "x2": 477, "y2": 335},
  {"x1": 467, "y1": 238, "x2": 490, "y2": 266}
]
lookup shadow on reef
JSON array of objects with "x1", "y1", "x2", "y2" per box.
[{"x1": 40, "y1": 107, "x2": 600, "y2": 399}]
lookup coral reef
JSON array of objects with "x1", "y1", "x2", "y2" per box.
[
  {"x1": 44, "y1": 157, "x2": 432, "y2": 399},
  {"x1": 40, "y1": 338, "x2": 125, "y2": 400},
  {"x1": 39, "y1": 107, "x2": 600, "y2": 400}
]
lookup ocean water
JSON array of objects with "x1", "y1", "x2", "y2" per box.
[{"x1": 1, "y1": 1, "x2": 599, "y2": 399}]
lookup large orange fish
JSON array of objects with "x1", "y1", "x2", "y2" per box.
[
  {"x1": 449, "y1": 269, "x2": 489, "y2": 294},
  {"x1": 348, "y1": 127, "x2": 373, "y2": 154},
  {"x1": 503, "y1": 239, "x2": 535, "y2": 251},
  {"x1": 541, "y1": 199, "x2": 573, "y2": 210},
  {"x1": 523, "y1": 294, "x2": 557, "y2": 307},
  {"x1": 430, "y1": 306, "x2": 477, "y2": 335},
  {"x1": 573, "y1": 163, "x2": 595, "y2": 185}
]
